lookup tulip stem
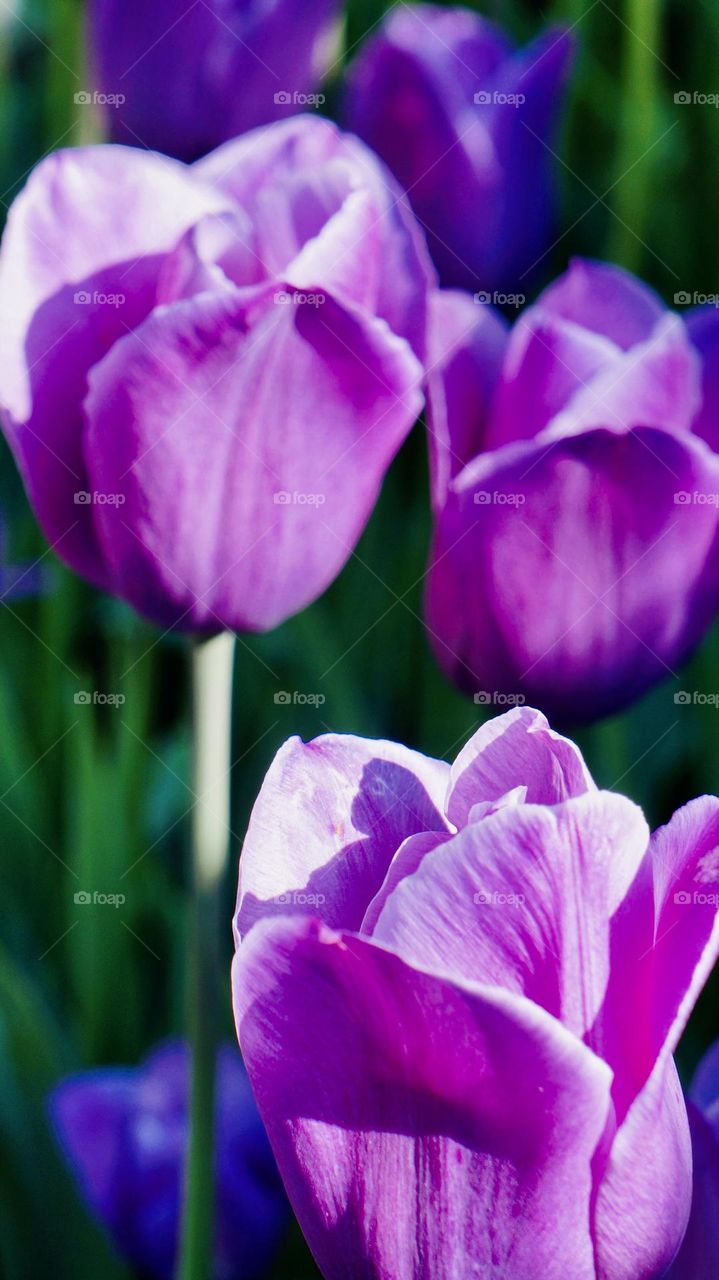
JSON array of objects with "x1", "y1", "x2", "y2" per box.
[
  {"x1": 607, "y1": 0, "x2": 662, "y2": 269},
  {"x1": 178, "y1": 631, "x2": 236, "y2": 1280}
]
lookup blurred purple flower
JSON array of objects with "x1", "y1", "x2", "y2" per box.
[
  {"x1": 232, "y1": 706, "x2": 719, "y2": 1277},
  {"x1": 50, "y1": 1040, "x2": 288, "y2": 1280},
  {"x1": 0, "y1": 116, "x2": 432, "y2": 633},
  {"x1": 424, "y1": 259, "x2": 719, "y2": 723},
  {"x1": 668, "y1": 1039, "x2": 719, "y2": 1277},
  {"x1": 344, "y1": 4, "x2": 573, "y2": 293},
  {"x1": 89, "y1": 0, "x2": 342, "y2": 161},
  {"x1": 0, "y1": 515, "x2": 48, "y2": 600}
]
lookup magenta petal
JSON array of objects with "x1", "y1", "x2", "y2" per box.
[
  {"x1": 372, "y1": 792, "x2": 649, "y2": 1037},
  {"x1": 426, "y1": 289, "x2": 508, "y2": 505},
  {"x1": 687, "y1": 306, "x2": 719, "y2": 453},
  {"x1": 426, "y1": 426, "x2": 719, "y2": 722},
  {"x1": 538, "y1": 258, "x2": 666, "y2": 350},
  {"x1": 446, "y1": 706, "x2": 595, "y2": 826},
  {"x1": 233, "y1": 916, "x2": 612, "y2": 1280},
  {"x1": 0, "y1": 147, "x2": 229, "y2": 584},
  {"x1": 235, "y1": 733, "x2": 450, "y2": 941},
  {"x1": 83, "y1": 287, "x2": 423, "y2": 632},
  {"x1": 666, "y1": 1103, "x2": 719, "y2": 1280},
  {"x1": 485, "y1": 307, "x2": 622, "y2": 450},
  {"x1": 599, "y1": 796, "x2": 719, "y2": 1110},
  {"x1": 594, "y1": 1053, "x2": 691, "y2": 1280}
]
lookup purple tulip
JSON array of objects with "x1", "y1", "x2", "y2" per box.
[
  {"x1": 50, "y1": 1040, "x2": 288, "y2": 1280},
  {"x1": 89, "y1": 0, "x2": 342, "y2": 161},
  {"x1": 0, "y1": 116, "x2": 432, "y2": 633},
  {"x1": 232, "y1": 705, "x2": 719, "y2": 1278},
  {"x1": 424, "y1": 260, "x2": 719, "y2": 723},
  {"x1": 344, "y1": 5, "x2": 573, "y2": 292},
  {"x1": 668, "y1": 1040, "x2": 719, "y2": 1277}
]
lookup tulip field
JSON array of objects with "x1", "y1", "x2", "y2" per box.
[{"x1": 1, "y1": 1, "x2": 719, "y2": 1278}]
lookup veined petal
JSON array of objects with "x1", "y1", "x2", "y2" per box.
[
  {"x1": 234, "y1": 915, "x2": 612, "y2": 1280},
  {"x1": 235, "y1": 733, "x2": 450, "y2": 941},
  {"x1": 83, "y1": 287, "x2": 423, "y2": 631}
]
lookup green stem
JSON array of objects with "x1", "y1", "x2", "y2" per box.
[
  {"x1": 178, "y1": 632, "x2": 236, "y2": 1280},
  {"x1": 607, "y1": 0, "x2": 662, "y2": 269}
]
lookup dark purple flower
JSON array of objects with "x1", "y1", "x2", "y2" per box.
[
  {"x1": 0, "y1": 513, "x2": 49, "y2": 600},
  {"x1": 344, "y1": 4, "x2": 573, "y2": 292},
  {"x1": 424, "y1": 260, "x2": 719, "y2": 723},
  {"x1": 668, "y1": 1039, "x2": 719, "y2": 1277},
  {"x1": 50, "y1": 1040, "x2": 288, "y2": 1280},
  {"x1": 0, "y1": 116, "x2": 432, "y2": 633},
  {"x1": 89, "y1": 0, "x2": 342, "y2": 161},
  {"x1": 232, "y1": 707, "x2": 719, "y2": 1277}
]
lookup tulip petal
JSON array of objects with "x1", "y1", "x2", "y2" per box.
[
  {"x1": 426, "y1": 288, "x2": 508, "y2": 504},
  {"x1": 234, "y1": 915, "x2": 612, "y2": 1280},
  {"x1": 83, "y1": 287, "x2": 423, "y2": 631},
  {"x1": 0, "y1": 146, "x2": 229, "y2": 583},
  {"x1": 593, "y1": 1052, "x2": 691, "y2": 1280},
  {"x1": 666, "y1": 1103, "x2": 719, "y2": 1280},
  {"x1": 371, "y1": 792, "x2": 649, "y2": 1038},
  {"x1": 195, "y1": 117, "x2": 435, "y2": 358},
  {"x1": 596, "y1": 795, "x2": 719, "y2": 1110},
  {"x1": 545, "y1": 314, "x2": 701, "y2": 441},
  {"x1": 426, "y1": 426, "x2": 719, "y2": 722},
  {"x1": 687, "y1": 306, "x2": 719, "y2": 453},
  {"x1": 485, "y1": 307, "x2": 622, "y2": 450},
  {"x1": 235, "y1": 733, "x2": 449, "y2": 941},
  {"x1": 538, "y1": 258, "x2": 665, "y2": 350},
  {"x1": 91, "y1": 0, "x2": 341, "y2": 161},
  {"x1": 446, "y1": 706, "x2": 595, "y2": 826}
]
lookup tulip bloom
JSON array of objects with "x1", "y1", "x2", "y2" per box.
[
  {"x1": 50, "y1": 1040, "x2": 288, "y2": 1279},
  {"x1": 233, "y1": 705, "x2": 719, "y2": 1278},
  {"x1": 424, "y1": 260, "x2": 719, "y2": 723},
  {"x1": 89, "y1": 0, "x2": 342, "y2": 161},
  {"x1": 0, "y1": 116, "x2": 431, "y2": 632},
  {"x1": 344, "y1": 5, "x2": 573, "y2": 292}
]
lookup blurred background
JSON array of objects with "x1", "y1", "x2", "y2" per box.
[{"x1": 0, "y1": 0, "x2": 718, "y2": 1275}]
